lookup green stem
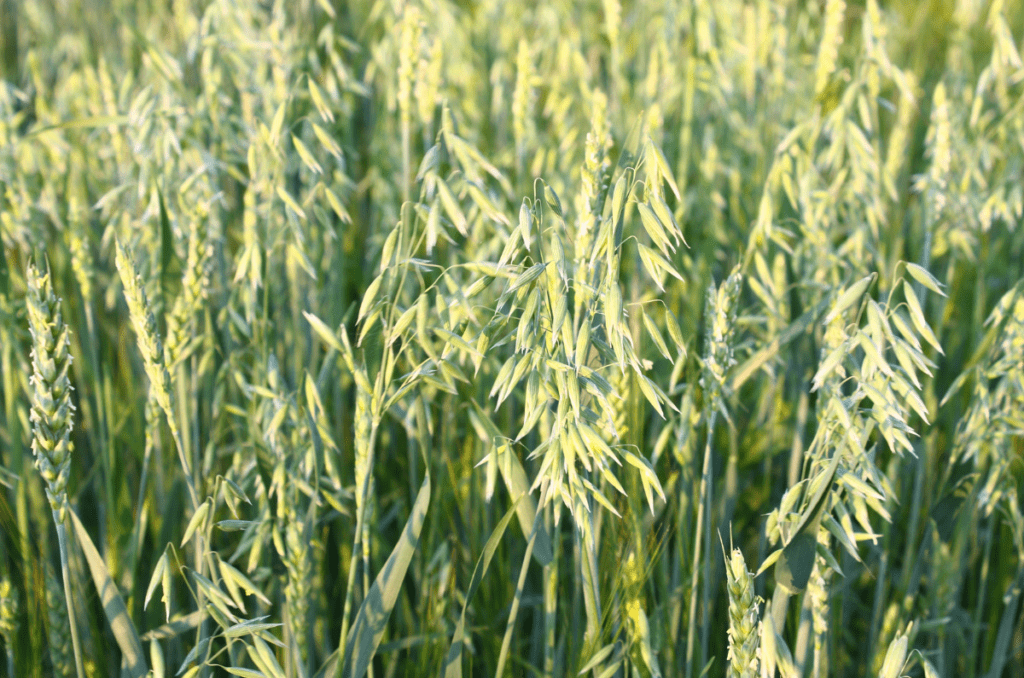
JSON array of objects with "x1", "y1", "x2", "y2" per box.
[
  {"x1": 335, "y1": 422, "x2": 379, "y2": 678},
  {"x1": 967, "y1": 520, "x2": 995, "y2": 678},
  {"x1": 543, "y1": 500, "x2": 559, "y2": 677},
  {"x1": 686, "y1": 409, "x2": 716, "y2": 678},
  {"x1": 55, "y1": 517, "x2": 85, "y2": 678},
  {"x1": 496, "y1": 486, "x2": 546, "y2": 678}
]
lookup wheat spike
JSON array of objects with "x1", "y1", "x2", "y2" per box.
[
  {"x1": 0, "y1": 575, "x2": 17, "y2": 647},
  {"x1": 26, "y1": 263, "x2": 75, "y2": 522},
  {"x1": 45, "y1": 565, "x2": 74, "y2": 677},
  {"x1": 114, "y1": 239, "x2": 176, "y2": 434},
  {"x1": 701, "y1": 266, "x2": 743, "y2": 418},
  {"x1": 725, "y1": 548, "x2": 761, "y2": 678}
]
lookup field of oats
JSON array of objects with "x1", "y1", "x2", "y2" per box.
[{"x1": 1, "y1": 0, "x2": 1023, "y2": 677}]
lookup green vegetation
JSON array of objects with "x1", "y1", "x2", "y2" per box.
[{"x1": 1, "y1": 0, "x2": 1023, "y2": 676}]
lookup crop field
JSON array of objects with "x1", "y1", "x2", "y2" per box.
[{"x1": 1, "y1": 0, "x2": 1023, "y2": 676}]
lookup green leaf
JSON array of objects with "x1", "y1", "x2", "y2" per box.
[
  {"x1": 774, "y1": 452, "x2": 841, "y2": 593},
  {"x1": 24, "y1": 114, "x2": 129, "y2": 137},
  {"x1": 340, "y1": 474, "x2": 431, "y2": 678},
  {"x1": 442, "y1": 498, "x2": 521, "y2": 678},
  {"x1": 144, "y1": 549, "x2": 170, "y2": 621},
  {"x1": 69, "y1": 509, "x2": 149, "y2": 678},
  {"x1": 775, "y1": 531, "x2": 817, "y2": 595},
  {"x1": 468, "y1": 402, "x2": 553, "y2": 566},
  {"x1": 151, "y1": 639, "x2": 166, "y2": 678},
  {"x1": 578, "y1": 642, "x2": 616, "y2": 674},
  {"x1": 157, "y1": 186, "x2": 180, "y2": 298},
  {"x1": 140, "y1": 611, "x2": 205, "y2": 642}
]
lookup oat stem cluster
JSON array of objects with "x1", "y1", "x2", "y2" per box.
[{"x1": 1, "y1": 2, "x2": 1023, "y2": 677}]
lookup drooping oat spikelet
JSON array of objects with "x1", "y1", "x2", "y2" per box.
[
  {"x1": 45, "y1": 565, "x2": 74, "y2": 677},
  {"x1": 725, "y1": 548, "x2": 761, "y2": 678},
  {"x1": 26, "y1": 263, "x2": 75, "y2": 522},
  {"x1": 114, "y1": 239, "x2": 176, "y2": 430},
  {"x1": 701, "y1": 266, "x2": 743, "y2": 418},
  {"x1": 814, "y1": 0, "x2": 846, "y2": 97}
]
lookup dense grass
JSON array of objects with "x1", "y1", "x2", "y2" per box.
[{"x1": 1, "y1": 1, "x2": 1023, "y2": 677}]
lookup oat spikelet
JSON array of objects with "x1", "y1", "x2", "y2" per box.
[
  {"x1": 26, "y1": 263, "x2": 75, "y2": 522},
  {"x1": 725, "y1": 548, "x2": 761, "y2": 678}
]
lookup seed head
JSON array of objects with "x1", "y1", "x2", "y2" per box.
[
  {"x1": 114, "y1": 239, "x2": 175, "y2": 422},
  {"x1": 0, "y1": 575, "x2": 17, "y2": 643},
  {"x1": 701, "y1": 266, "x2": 742, "y2": 415},
  {"x1": 725, "y1": 548, "x2": 761, "y2": 678},
  {"x1": 26, "y1": 263, "x2": 75, "y2": 521}
]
